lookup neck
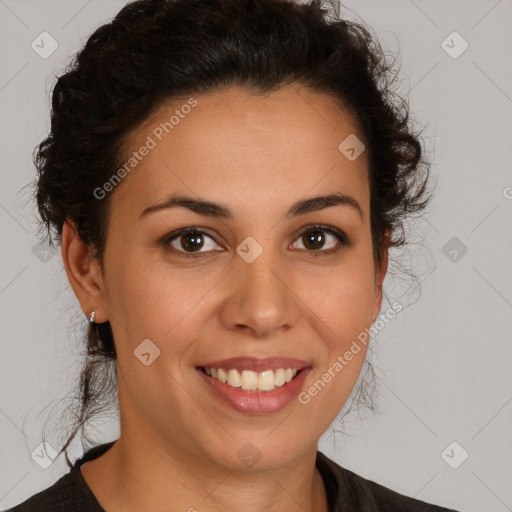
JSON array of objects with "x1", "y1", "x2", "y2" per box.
[{"x1": 81, "y1": 432, "x2": 328, "y2": 512}]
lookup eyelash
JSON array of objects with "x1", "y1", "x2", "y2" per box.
[{"x1": 162, "y1": 224, "x2": 350, "y2": 259}]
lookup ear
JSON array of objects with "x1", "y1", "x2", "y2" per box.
[
  {"x1": 61, "y1": 218, "x2": 108, "y2": 323},
  {"x1": 370, "y1": 230, "x2": 391, "y2": 324}
]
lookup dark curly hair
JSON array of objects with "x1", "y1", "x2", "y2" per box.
[{"x1": 32, "y1": 0, "x2": 432, "y2": 467}]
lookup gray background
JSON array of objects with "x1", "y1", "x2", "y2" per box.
[{"x1": 1, "y1": 1, "x2": 511, "y2": 510}]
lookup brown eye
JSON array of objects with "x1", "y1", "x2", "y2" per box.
[
  {"x1": 177, "y1": 232, "x2": 205, "y2": 252},
  {"x1": 163, "y1": 224, "x2": 349, "y2": 258},
  {"x1": 301, "y1": 229, "x2": 327, "y2": 251},
  {"x1": 166, "y1": 228, "x2": 222, "y2": 254},
  {"x1": 291, "y1": 225, "x2": 349, "y2": 257}
]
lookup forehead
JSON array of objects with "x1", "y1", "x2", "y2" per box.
[{"x1": 111, "y1": 85, "x2": 369, "y2": 219}]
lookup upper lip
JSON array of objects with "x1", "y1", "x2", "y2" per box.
[{"x1": 196, "y1": 356, "x2": 311, "y2": 372}]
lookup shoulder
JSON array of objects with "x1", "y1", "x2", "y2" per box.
[
  {"x1": 4, "y1": 443, "x2": 114, "y2": 512},
  {"x1": 4, "y1": 471, "x2": 89, "y2": 512},
  {"x1": 316, "y1": 451, "x2": 462, "y2": 512}
]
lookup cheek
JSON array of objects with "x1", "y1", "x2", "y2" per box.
[
  {"x1": 302, "y1": 276, "x2": 374, "y2": 398},
  {"x1": 306, "y1": 277, "x2": 373, "y2": 324},
  {"x1": 104, "y1": 250, "x2": 222, "y2": 349},
  {"x1": 301, "y1": 253, "x2": 376, "y2": 337},
  {"x1": 296, "y1": 251, "x2": 375, "y2": 396},
  {"x1": 296, "y1": 272, "x2": 374, "y2": 424}
]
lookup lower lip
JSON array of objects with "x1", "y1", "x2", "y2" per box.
[{"x1": 196, "y1": 367, "x2": 312, "y2": 414}]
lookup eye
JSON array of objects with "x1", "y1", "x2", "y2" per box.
[
  {"x1": 163, "y1": 224, "x2": 350, "y2": 258},
  {"x1": 164, "y1": 227, "x2": 223, "y2": 255},
  {"x1": 290, "y1": 224, "x2": 349, "y2": 257}
]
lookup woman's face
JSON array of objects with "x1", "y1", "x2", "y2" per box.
[{"x1": 73, "y1": 85, "x2": 387, "y2": 471}]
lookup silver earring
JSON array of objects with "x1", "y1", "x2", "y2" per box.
[{"x1": 89, "y1": 311, "x2": 96, "y2": 324}]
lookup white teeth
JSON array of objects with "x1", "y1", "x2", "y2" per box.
[
  {"x1": 227, "y1": 369, "x2": 241, "y2": 387},
  {"x1": 274, "y1": 368, "x2": 286, "y2": 387},
  {"x1": 241, "y1": 370, "x2": 259, "y2": 391},
  {"x1": 203, "y1": 366, "x2": 300, "y2": 392},
  {"x1": 258, "y1": 370, "x2": 276, "y2": 391}
]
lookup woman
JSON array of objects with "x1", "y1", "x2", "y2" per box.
[{"x1": 6, "y1": 0, "x2": 462, "y2": 510}]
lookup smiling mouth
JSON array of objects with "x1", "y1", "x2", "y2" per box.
[{"x1": 198, "y1": 366, "x2": 302, "y2": 392}]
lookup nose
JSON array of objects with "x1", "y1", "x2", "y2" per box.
[{"x1": 219, "y1": 248, "x2": 301, "y2": 338}]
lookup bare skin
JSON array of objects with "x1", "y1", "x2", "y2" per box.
[{"x1": 62, "y1": 84, "x2": 388, "y2": 512}]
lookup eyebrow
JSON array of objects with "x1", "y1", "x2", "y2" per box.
[{"x1": 139, "y1": 192, "x2": 363, "y2": 220}]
